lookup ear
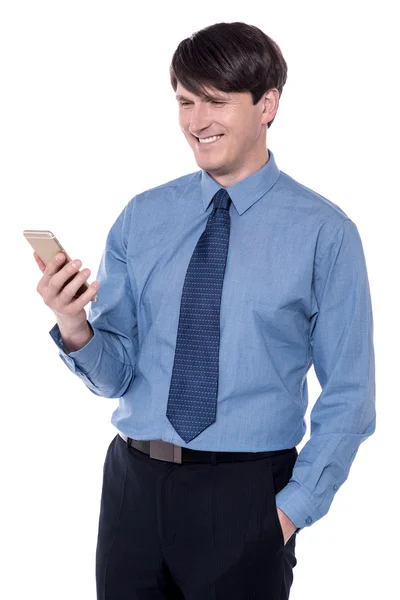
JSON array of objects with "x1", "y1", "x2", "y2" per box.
[{"x1": 260, "y1": 88, "x2": 280, "y2": 126}]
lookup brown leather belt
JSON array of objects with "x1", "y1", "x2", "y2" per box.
[{"x1": 118, "y1": 432, "x2": 294, "y2": 465}]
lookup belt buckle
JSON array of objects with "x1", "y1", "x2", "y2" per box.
[{"x1": 149, "y1": 440, "x2": 182, "y2": 464}]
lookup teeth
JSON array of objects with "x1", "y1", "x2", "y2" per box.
[{"x1": 198, "y1": 135, "x2": 222, "y2": 144}]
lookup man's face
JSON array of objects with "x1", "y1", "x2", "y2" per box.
[{"x1": 176, "y1": 81, "x2": 278, "y2": 184}]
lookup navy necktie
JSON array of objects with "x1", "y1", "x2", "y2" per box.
[{"x1": 166, "y1": 188, "x2": 232, "y2": 443}]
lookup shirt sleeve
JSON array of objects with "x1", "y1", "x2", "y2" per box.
[
  {"x1": 49, "y1": 199, "x2": 138, "y2": 398},
  {"x1": 275, "y1": 218, "x2": 376, "y2": 529}
]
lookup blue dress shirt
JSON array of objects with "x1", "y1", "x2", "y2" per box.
[{"x1": 49, "y1": 148, "x2": 376, "y2": 529}]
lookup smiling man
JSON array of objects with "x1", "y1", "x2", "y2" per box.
[
  {"x1": 36, "y1": 21, "x2": 375, "y2": 600},
  {"x1": 176, "y1": 84, "x2": 275, "y2": 185}
]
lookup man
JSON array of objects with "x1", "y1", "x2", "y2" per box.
[{"x1": 34, "y1": 21, "x2": 375, "y2": 599}]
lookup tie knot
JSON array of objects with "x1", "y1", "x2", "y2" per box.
[{"x1": 212, "y1": 188, "x2": 231, "y2": 210}]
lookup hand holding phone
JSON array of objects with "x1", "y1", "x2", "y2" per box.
[
  {"x1": 24, "y1": 230, "x2": 99, "y2": 352},
  {"x1": 24, "y1": 230, "x2": 98, "y2": 302}
]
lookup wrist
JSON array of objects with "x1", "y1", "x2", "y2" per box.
[{"x1": 57, "y1": 319, "x2": 93, "y2": 353}]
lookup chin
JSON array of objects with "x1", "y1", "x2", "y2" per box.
[{"x1": 195, "y1": 158, "x2": 225, "y2": 173}]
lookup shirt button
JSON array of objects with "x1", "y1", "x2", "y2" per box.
[
  {"x1": 306, "y1": 516, "x2": 312, "y2": 525},
  {"x1": 333, "y1": 484, "x2": 338, "y2": 491}
]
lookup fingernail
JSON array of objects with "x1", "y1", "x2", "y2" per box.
[{"x1": 56, "y1": 253, "x2": 64, "y2": 261}]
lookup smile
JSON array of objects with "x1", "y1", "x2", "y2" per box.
[{"x1": 197, "y1": 135, "x2": 223, "y2": 144}]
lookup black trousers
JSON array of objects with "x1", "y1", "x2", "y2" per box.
[{"x1": 96, "y1": 433, "x2": 298, "y2": 600}]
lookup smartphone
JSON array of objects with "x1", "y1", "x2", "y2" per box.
[{"x1": 23, "y1": 229, "x2": 98, "y2": 302}]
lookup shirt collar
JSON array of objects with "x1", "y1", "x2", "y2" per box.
[{"x1": 200, "y1": 148, "x2": 280, "y2": 215}]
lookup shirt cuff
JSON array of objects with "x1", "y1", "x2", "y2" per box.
[
  {"x1": 49, "y1": 322, "x2": 102, "y2": 372},
  {"x1": 275, "y1": 480, "x2": 320, "y2": 530}
]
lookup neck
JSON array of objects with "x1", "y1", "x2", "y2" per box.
[{"x1": 208, "y1": 148, "x2": 269, "y2": 187}]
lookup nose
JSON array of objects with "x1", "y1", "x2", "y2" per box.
[{"x1": 188, "y1": 103, "x2": 212, "y2": 137}]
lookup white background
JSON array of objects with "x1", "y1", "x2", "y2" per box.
[{"x1": 1, "y1": 1, "x2": 398, "y2": 598}]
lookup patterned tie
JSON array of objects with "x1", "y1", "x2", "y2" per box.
[{"x1": 166, "y1": 188, "x2": 232, "y2": 443}]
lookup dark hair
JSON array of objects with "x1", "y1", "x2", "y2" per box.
[{"x1": 170, "y1": 22, "x2": 288, "y2": 128}]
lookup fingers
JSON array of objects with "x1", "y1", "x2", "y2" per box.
[
  {"x1": 35, "y1": 249, "x2": 99, "y2": 325},
  {"x1": 33, "y1": 251, "x2": 49, "y2": 272},
  {"x1": 37, "y1": 253, "x2": 98, "y2": 311},
  {"x1": 62, "y1": 278, "x2": 99, "y2": 313},
  {"x1": 48, "y1": 258, "x2": 84, "y2": 301},
  {"x1": 58, "y1": 265, "x2": 92, "y2": 301},
  {"x1": 36, "y1": 252, "x2": 66, "y2": 296},
  {"x1": 44, "y1": 252, "x2": 66, "y2": 277},
  {"x1": 35, "y1": 252, "x2": 66, "y2": 279}
]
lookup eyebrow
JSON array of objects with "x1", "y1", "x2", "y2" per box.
[{"x1": 175, "y1": 93, "x2": 228, "y2": 102}]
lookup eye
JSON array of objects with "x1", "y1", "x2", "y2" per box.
[
  {"x1": 178, "y1": 101, "x2": 192, "y2": 106},
  {"x1": 211, "y1": 100, "x2": 225, "y2": 106}
]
